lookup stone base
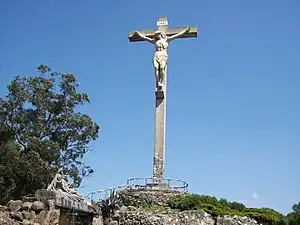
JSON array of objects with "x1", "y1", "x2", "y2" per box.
[
  {"x1": 145, "y1": 182, "x2": 169, "y2": 191},
  {"x1": 35, "y1": 189, "x2": 97, "y2": 214}
]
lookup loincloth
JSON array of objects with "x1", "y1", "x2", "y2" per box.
[{"x1": 153, "y1": 51, "x2": 168, "y2": 64}]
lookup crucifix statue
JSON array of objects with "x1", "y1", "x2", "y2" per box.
[
  {"x1": 133, "y1": 27, "x2": 190, "y2": 89},
  {"x1": 128, "y1": 16, "x2": 197, "y2": 187},
  {"x1": 129, "y1": 16, "x2": 197, "y2": 90}
]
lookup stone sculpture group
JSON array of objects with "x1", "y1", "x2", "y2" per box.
[{"x1": 47, "y1": 168, "x2": 84, "y2": 202}]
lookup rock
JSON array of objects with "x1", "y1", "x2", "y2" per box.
[
  {"x1": 43, "y1": 209, "x2": 60, "y2": 225},
  {"x1": 108, "y1": 221, "x2": 118, "y2": 225},
  {"x1": 0, "y1": 205, "x2": 7, "y2": 212},
  {"x1": 46, "y1": 200, "x2": 55, "y2": 210},
  {"x1": 22, "y1": 202, "x2": 32, "y2": 211},
  {"x1": 119, "y1": 206, "x2": 127, "y2": 212},
  {"x1": 30, "y1": 211, "x2": 36, "y2": 221},
  {"x1": 22, "y1": 219, "x2": 31, "y2": 225},
  {"x1": 0, "y1": 206, "x2": 7, "y2": 212},
  {"x1": 22, "y1": 197, "x2": 37, "y2": 203},
  {"x1": 8, "y1": 200, "x2": 22, "y2": 212},
  {"x1": 0, "y1": 211, "x2": 19, "y2": 225},
  {"x1": 92, "y1": 215, "x2": 104, "y2": 225},
  {"x1": 119, "y1": 190, "x2": 185, "y2": 208},
  {"x1": 0, "y1": 211, "x2": 9, "y2": 219},
  {"x1": 216, "y1": 215, "x2": 258, "y2": 225},
  {"x1": 112, "y1": 211, "x2": 120, "y2": 221},
  {"x1": 31, "y1": 202, "x2": 44, "y2": 211},
  {"x1": 117, "y1": 210, "x2": 215, "y2": 225},
  {"x1": 116, "y1": 190, "x2": 262, "y2": 225},
  {"x1": 10, "y1": 211, "x2": 23, "y2": 221},
  {"x1": 22, "y1": 211, "x2": 31, "y2": 220},
  {"x1": 34, "y1": 211, "x2": 46, "y2": 224},
  {"x1": 127, "y1": 206, "x2": 137, "y2": 211}
]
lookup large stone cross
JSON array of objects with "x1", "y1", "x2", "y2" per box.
[
  {"x1": 128, "y1": 16, "x2": 197, "y2": 42},
  {"x1": 128, "y1": 16, "x2": 197, "y2": 187}
]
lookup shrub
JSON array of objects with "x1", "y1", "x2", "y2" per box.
[
  {"x1": 167, "y1": 194, "x2": 287, "y2": 225},
  {"x1": 167, "y1": 194, "x2": 199, "y2": 211}
]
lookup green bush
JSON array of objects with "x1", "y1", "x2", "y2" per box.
[
  {"x1": 167, "y1": 194, "x2": 199, "y2": 211},
  {"x1": 243, "y1": 208, "x2": 286, "y2": 225},
  {"x1": 228, "y1": 201, "x2": 246, "y2": 211},
  {"x1": 167, "y1": 194, "x2": 287, "y2": 225},
  {"x1": 286, "y1": 202, "x2": 300, "y2": 225}
]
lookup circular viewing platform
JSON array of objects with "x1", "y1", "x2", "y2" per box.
[
  {"x1": 126, "y1": 177, "x2": 188, "y2": 192},
  {"x1": 86, "y1": 177, "x2": 188, "y2": 201}
]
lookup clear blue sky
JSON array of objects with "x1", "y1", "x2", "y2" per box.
[{"x1": 0, "y1": 0, "x2": 299, "y2": 215}]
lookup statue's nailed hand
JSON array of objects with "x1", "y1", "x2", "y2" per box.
[
  {"x1": 134, "y1": 31, "x2": 140, "y2": 36},
  {"x1": 185, "y1": 26, "x2": 191, "y2": 32}
]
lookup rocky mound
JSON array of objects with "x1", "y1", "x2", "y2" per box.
[
  {"x1": 115, "y1": 206, "x2": 258, "y2": 225},
  {"x1": 99, "y1": 189, "x2": 262, "y2": 225}
]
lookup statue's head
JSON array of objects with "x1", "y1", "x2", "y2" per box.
[
  {"x1": 154, "y1": 30, "x2": 165, "y2": 40},
  {"x1": 56, "y1": 173, "x2": 62, "y2": 181},
  {"x1": 63, "y1": 175, "x2": 68, "y2": 182}
]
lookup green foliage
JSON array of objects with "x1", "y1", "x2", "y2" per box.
[
  {"x1": 0, "y1": 142, "x2": 51, "y2": 203},
  {"x1": 286, "y1": 202, "x2": 300, "y2": 225},
  {"x1": 286, "y1": 212, "x2": 300, "y2": 225},
  {"x1": 98, "y1": 191, "x2": 121, "y2": 221},
  {"x1": 291, "y1": 202, "x2": 300, "y2": 213},
  {"x1": 228, "y1": 201, "x2": 246, "y2": 211},
  {"x1": 167, "y1": 194, "x2": 287, "y2": 225},
  {"x1": 167, "y1": 194, "x2": 199, "y2": 211},
  {"x1": 243, "y1": 208, "x2": 286, "y2": 225},
  {"x1": 0, "y1": 65, "x2": 99, "y2": 203},
  {"x1": 118, "y1": 192, "x2": 157, "y2": 208}
]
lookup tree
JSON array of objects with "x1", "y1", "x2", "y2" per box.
[
  {"x1": 292, "y1": 202, "x2": 300, "y2": 213},
  {"x1": 0, "y1": 65, "x2": 99, "y2": 203},
  {"x1": 287, "y1": 202, "x2": 300, "y2": 225}
]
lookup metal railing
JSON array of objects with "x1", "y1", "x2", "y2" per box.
[
  {"x1": 85, "y1": 177, "x2": 188, "y2": 201},
  {"x1": 85, "y1": 184, "x2": 129, "y2": 201},
  {"x1": 126, "y1": 177, "x2": 188, "y2": 192}
]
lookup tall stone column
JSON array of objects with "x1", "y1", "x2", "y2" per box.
[
  {"x1": 128, "y1": 16, "x2": 198, "y2": 189},
  {"x1": 153, "y1": 69, "x2": 167, "y2": 184}
]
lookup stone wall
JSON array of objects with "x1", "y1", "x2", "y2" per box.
[
  {"x1": 102, "y1": 189, "x2": 264, "y2": 225},
  {"x1": 118, "y1": 189, "x2": 185, "y2": 207},
  {"x1": 117, "y1": 208, "x2": 215, "y2": 225},
  {"x1": 1, "y1": 190, "x2": 267, "y2": 225},
  {"x1": 0, "y1": 198, "x2": 102, "y2": 225},
  {"x1": 0, "y1": 199, "x2": 59, "y2": 225},
  {"x1": 109, "y1": 205, "x2": 260, "y2": 225},
  {"x1": 108, "y1": 205, "x2": 260, "y2": 225}
]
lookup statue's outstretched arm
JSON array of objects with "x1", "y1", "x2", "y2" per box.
[
  {"x1": 134, "y1": 31, "x2": 154, "y2": 43},
  {"x1": 167, "y1": 27, "x2": 190, "y2": 42}
]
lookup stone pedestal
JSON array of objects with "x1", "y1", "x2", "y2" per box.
[
  {"x1": 35, "y1": 189, "x2": 100, "y2": 225},
  {"x1": 146, "y1": 182, "x2": 169, "y2": 191},
  {"x1": 35, "y1": 189, "x2": 97, "y2": 214}
]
